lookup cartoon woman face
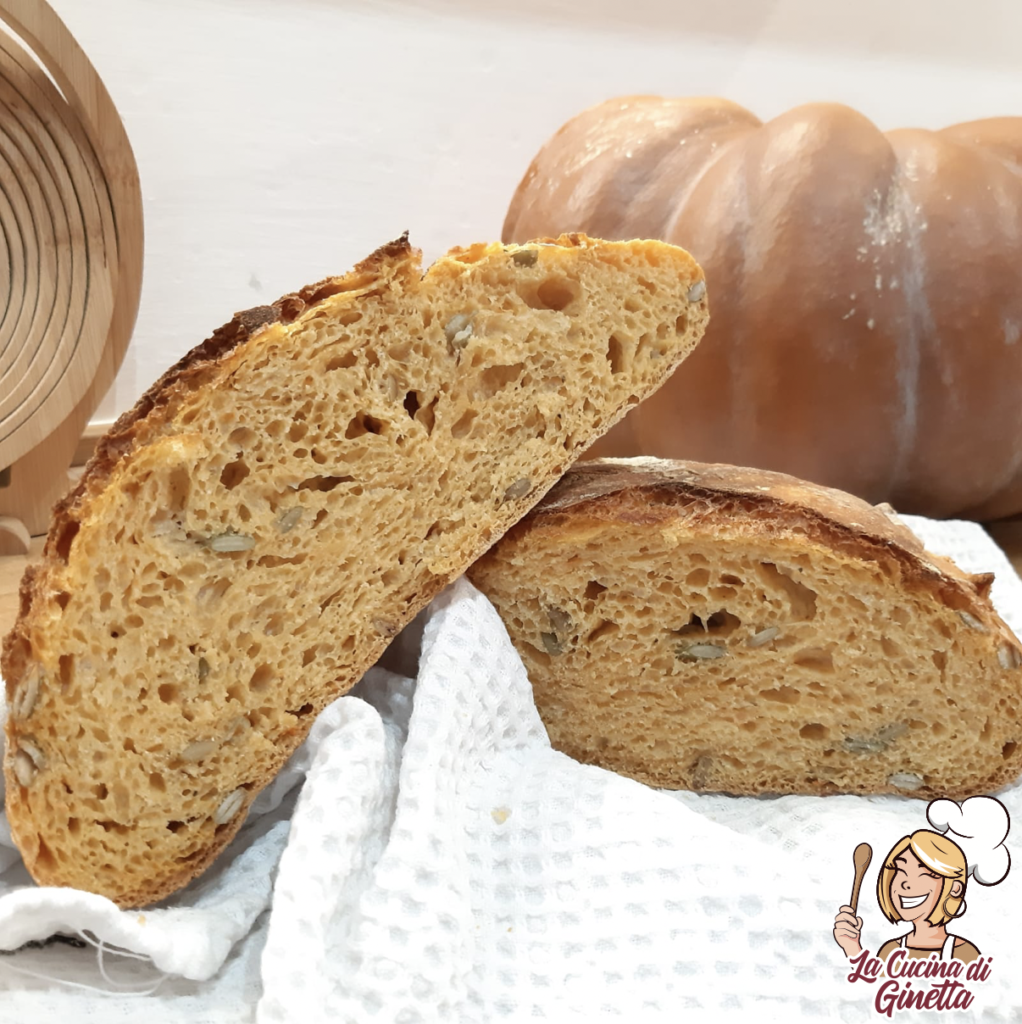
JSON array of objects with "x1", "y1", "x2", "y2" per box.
[
  {"x1": 890, "y1": 847, "x2": 961, "y2": 924},
  {"x1": 876, "y1": 830, "x2": 967, "y2": 927}
]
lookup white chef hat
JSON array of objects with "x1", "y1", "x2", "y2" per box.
[{"x1": 927, "y1": 796, "x2": 1011, "y2": 886}]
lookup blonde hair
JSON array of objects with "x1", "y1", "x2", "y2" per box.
[{"x1": 877, "y1": 830, "x2": 967, "y2": 926}]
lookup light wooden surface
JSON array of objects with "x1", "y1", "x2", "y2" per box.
[{"x1": 0, "y1": 0, "x2": 143, "y2": 539}]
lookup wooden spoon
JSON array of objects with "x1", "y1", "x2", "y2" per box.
[{"x1": 850, "y1": 842, "x2": 872, "y2": 914}]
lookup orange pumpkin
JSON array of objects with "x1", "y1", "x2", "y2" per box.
[{"x1": 503, "y1": 97, "x2": 1022, "y2": 520}]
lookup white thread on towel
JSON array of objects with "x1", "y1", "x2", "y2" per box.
[
  {"x1": 0, "y1": 931, "x2": 166, "y2": 997},
  {"x1": 78, "y1": 930, "x2": 167, "y2": 995}
]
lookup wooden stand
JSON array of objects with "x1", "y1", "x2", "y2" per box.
[{"x1": 0, "y1": 0, "x2": 143, "y2": 549}]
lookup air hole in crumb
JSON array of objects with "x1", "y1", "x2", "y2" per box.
[
  {"x1": 675, "y1": 313, "x2": 689, "y2": 334},
  {"x1": 257, "y1": 554, "x2": 308, "y2": 569},
  {"x1": 475, "y1": 363, "x2": 525, "y2": 399},
  {"x1": 290, "y1": 704, "x2": 314, "y2": 718},
  {"x1": 298, "y1": 475, "x2": 353, "y2": 492},
  {"x1": 759, "y1": 685, "x2": 802, "y2": 705},
  {"x1": 880, "y1": 637, "x2": 903, "y2": 659},
  {"x1": 220, "y1": 458, "x2": 250, "y2": 490},
  {"x1": 346, "y1": 412, "x2": 384, "y2": 438},
  {"x1": 674, "y1": 613, "x2": 705, "y2": 638},
  {"x1": 757, "y1": 563, "x2": 818, "y2": 620},
  {"x1": 149, "y1": 773, "x2": 166, "y2": 792},
  {"x1": 59, "y1": 654, "x2": 74, "y2": 690},
  {"x1": 686, "y1": 568, "x2": 710, "y2": 587},
  {"x1": 55, "y1": 591, "x2": 71, "y2": 610},
  {"x1": 417, "y1": 395, "x2": 439, "y2": 435},
  {"x1": 166, "y1": 821, "x2": 186, "y2": 833},
  {"x1": 519, "y1": 276, "x2": 581, "y2": 312},
  {"x1": 536, "y1": 277, "x2": 580, "y2": 312},
  {"x1": 302, "y1": 647, "x2": 318, "y2": 666},
  {"x1": 800, "y1": 723, "x2": 829, "y2": 741},
  {"x1": 333, "y1": 308, "x2": 363, "y2": 326},
  {"x1": 1003, "y1": 741, "x2": 1018, "y2": 760},
  {"x1": 324, "y1": 350, "x2": 358, "y2": 372},
  {"x1": 587, "y1": 620, "x2": 619, "y2": 643},
  {"x1": 53, "y1": 520, "x2": 80, "y2": 563},
  {"x1": 607, "y1": 335, "x2": 627, "y2": 375},
  {"x1": 451, "y1": 409, "x2": 478, "y2": 440},
  {"x1": 585, "y1": 580, "x2": 607, "y2": 600},
  {"x1": 706, "y1": 610, "x2": 741, "y2": 636},
  {"x1": 229, "y1": 427, "x2": 256, "y2": 447},
  {"x1": 158, "y1": 683, "x2": 179, "y2": 703},
  {"x1": 35, "y1": 839, "x2": 56, "y2": 871},
  {"x1": 249, "y1": 665, "x2": 274, "y2": 693},
  {"x1": 403, "y1": 391, "x2": 420, "y2": 418},
  {"x1": 197, "y1": 578, "x2": 232, "y2": 605},
  {"x1": 793, "y1": 648, "x2": 834, "y2": 673}
]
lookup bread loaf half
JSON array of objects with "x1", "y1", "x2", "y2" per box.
[
  {"x1": 2, "y1": 235, "x2": 708, "y2": 906},
  {"x1": 468, "y1": 457, "x2": 1022, "y2": 799}
]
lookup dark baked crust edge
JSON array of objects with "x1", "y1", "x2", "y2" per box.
[{"x1": 522, "y1": 456, "x2": 1007, "y2": 631}]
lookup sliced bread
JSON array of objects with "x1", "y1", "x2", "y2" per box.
[
  {"x1": 2, "y1": 235, "x2": 708, "y2": 906},
  {"x1": 468, "y1": 457, "x2": 1022, "y2": 798}
]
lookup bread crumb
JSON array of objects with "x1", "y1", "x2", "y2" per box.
[{"x1": 491, "y1": 807, "x2": 511, "y2": 824}]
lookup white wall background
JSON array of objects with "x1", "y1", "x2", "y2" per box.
[{"x1": 50, "y1": 0, "x2": 1022, "y2": 422}]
